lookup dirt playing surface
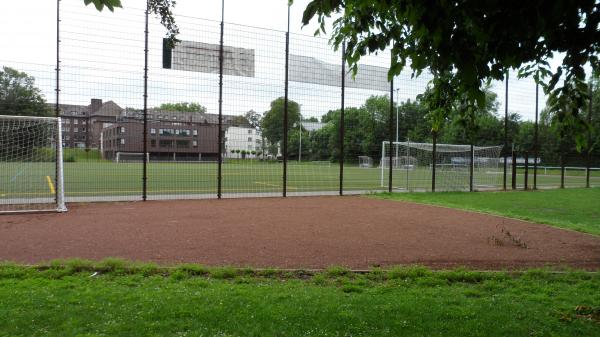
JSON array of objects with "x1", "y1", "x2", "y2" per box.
[{"x1": 1, "y1": 196, "x2": 599, "y2": 270}]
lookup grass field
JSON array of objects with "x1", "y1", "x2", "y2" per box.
[
  {"x1": 376, "y1": 187, "x2": 600, "y2": 236},
  {"x1": 2, "y1": 160, "x2": 599, "y2": 201},
  {"x1": 1, "y1": 261, "x2": 599, "y2": 337}
]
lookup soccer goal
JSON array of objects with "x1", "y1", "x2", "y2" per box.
[
  {"x1": 358, "y1": 156, "x2": 373, "y2": 168},
  {"x1": 115, "y1": 152, "x2": 150, "y2": 163},
  {"x1": 380, "y1": 141, "x2": 502, "y2": 191},
  {"x1": 0, "y1": 115, "x2": 67, "y2": 213}
]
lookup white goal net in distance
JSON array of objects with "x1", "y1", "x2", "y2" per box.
[
  {"x1": 0, "y1": 115, "x2": 66, "y2": 213},
  {"x1": 381, "y1": 141, "x2": 503, "y2": 191},
  {"x1": 115, "y1": 152, "x2": 150, "y2": 163}
]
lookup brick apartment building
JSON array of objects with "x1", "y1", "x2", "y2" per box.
[{"x1": 57, "y1": 98, "x2": 122, "y2": 149}]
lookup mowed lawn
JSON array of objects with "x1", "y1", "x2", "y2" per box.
[
  {"x1": 376, "y1": 188, "x2": 600, "y2": 236},
  {"x1": 0, "y1": 262, "x2": 599, "y2": 337},
  {"x1": 2, "y1": 160, "x2": 599, "y2": 200}
]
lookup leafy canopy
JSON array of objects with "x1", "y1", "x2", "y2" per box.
[
  {"x1": 299, "y1": 0, "x2": 599, "y2": 146},
  {"x1": 0, "y1": 67, "x2": 51, "y2": 117},
  {"x1": 157, "y1": 102, "x2": 206, "y2": 113},
  {"x1": 82, "y1": 0, "x2": 179, "y2": 47}
]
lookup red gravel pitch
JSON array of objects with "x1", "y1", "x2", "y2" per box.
[{"x1": 1, "y1": 196, "x2": 599, "y2": 270}]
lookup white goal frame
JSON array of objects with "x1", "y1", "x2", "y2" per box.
[
  {"x1": 115, "y1": 152, "x2": 150, "y2": 163},
  {"x1": 0, "y1": 115, "x2": 67, "y2": 213}
]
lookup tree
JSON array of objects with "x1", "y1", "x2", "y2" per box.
[
  {"x1": 300, "y1": 0, "x2": 600, "y2": 145},
  {"x1": 83, "y1": 0, "x2": 179, "y2": 47},
  {"x1": 0, "y1": 67, "x2": 51, "y2": 117},
  {"x1": 244, "y1": 110, "x2": 262, "y2": 129},
  {"x1": 156, "y1": 102, "x2": 206, "y2": 113},
  {"x1": 260, "y1": 97, "x2": 301, "y2": 145}
]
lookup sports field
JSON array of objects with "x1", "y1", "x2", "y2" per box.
[{"x1": 2, "y1": 160, "x2": 599, "y2": 201}]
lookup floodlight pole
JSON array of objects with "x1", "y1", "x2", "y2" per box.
[
  {"x1": 217, "y1": 0, "x2": 224, "y2": 199},
  {"x1": 282, "y1": 3, "x2": 290, "y2": 197},
  {"x1": 142, "y1": 0, "x2": 149, "y2": 201}
]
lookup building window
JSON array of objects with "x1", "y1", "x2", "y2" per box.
[
  {"x1": 192, "y1": 140, "x2": 197, "y2": 147},
  {"x1": 120, "y1": 138, "x2": 125, "y2": 145},
  {"x1": 82, "y1": 128, "x2": 86, "y2": 132},
  {"x1": 82, "y1": 120, "x2": 87, "y2": 125},
  {"x1": 150, "y1": 139, "x2": 156, "y2": 147},
  {"x1": 74, "y1": 127, "x2": 78, "y2": 133},
  {"x1": 176, "y1": 140, "x2": 189, "y2": 148},
  {"x1": 120, "y1": 127, "x2": 125, "y2": 133},
  {"x1": 65, "y1": 119, "x2": 70, "y2": 124},
  {"x1": 248, "y1": 129, "x2": 253, "y2": 134},
  {"x1": 248, "y1": 137, "x2": 252, "y2": 142},
  {"x1": 193, "y1": 129, "x2": 198, "y2": 136},
  {"x1": 73, "y1": 119, "x2": 79, "y2": 125}
]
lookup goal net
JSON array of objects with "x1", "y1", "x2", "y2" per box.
[
  {"x1": 115, "y1": 152, "x2": 150, "y2": 163},
  {"x1": 358, "y1": 156, "x2": 373, "y2": 168},
  {"x1": 381, "y1": 141, "x2": 503, "y2": 191},
  {"x1": 0, "y1": 116, "x2": 67, "y2": 213}
]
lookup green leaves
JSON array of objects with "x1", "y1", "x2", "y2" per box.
[{"x1": 83, "y1": 0, "x2": 122, "y2": 12}]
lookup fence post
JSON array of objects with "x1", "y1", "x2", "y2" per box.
[
  {"x1": 524, "y1": 151, "x2": 529, "y2": 190},
  {"x1": 55, "y1": 0, "x2": 61, "y2": 205},
  {"x1": 469, "y1": 143, "x2": 474, "y2": 192},
  {"x1": 560, "y1": 150, "x2": 565, "y2": 189},
  {"x1": 282, "y1": 4, "x2": 290, "y2": 197},
  {"x1": 217, "y1": 0, "x2": 224, "y2": 199},
  {"x1": 533, "y1": 83, "x2": 539, "y2": 190},
  {"x1": 511, "y1": 150, "x2": 517, "y2": 190},
  {"x1": 587, "y1": 81, "x2": 593, "y2": 188},
  {"x1": 432, "y1": 132, "x2": 437, "y2": 192},
  {"x1": 339, "y1": 42, "x2": 345, "y2": 196},
  {"x1": 503, "y1": 71, "x2": 509, "y2": 191},
  {"x1": 142, "y1": 0, "x2": 149, "y2": 201},
  {"x1": 388, "y1": 79, "x2": 394, "y2": 193}
]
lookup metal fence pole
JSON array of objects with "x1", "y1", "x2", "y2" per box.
[
  {"x1": 217, "y1": 0, "x2": 224, "y2": 199},
  {"x1": 524, "y1": 151, "x2": 529, "y2": 190},
  {"x1": 511, "y1": 151, "x2": 517, "y2": 190},
  {"x1": 142, "y1": 1, "x2": 149, "y2": 201},
  {"x1": 587, "y1": 81, "x2": 593, "y2": 188},
  {"x1": 282, "y1": 4, "x2": 290, "y2": 197},
  {"x1": 533, "y1": 83, "x2": 539, "y2": 190},
  {"x1": 469, "y1": 143, "x2": 474, "y2": 192},
  {"x1": 388, "y1": 79, "x2": 394, "y2": 193},
  {"x1": 55, "y1": 0, "x2": 61, "y2": 204},
  {"x1": 339, "y1": 42, "x2": 346, "y2": 196},
  {"x1": 432, "y1": 133, "x2": 437, "y2": 192},
  {"x1": 503, "y1": 72, "x2": 509, "y2": 191}
]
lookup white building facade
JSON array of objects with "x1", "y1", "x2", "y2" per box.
[{"x1": 224, "y1": 126, "x2": 263, "y2": 158}]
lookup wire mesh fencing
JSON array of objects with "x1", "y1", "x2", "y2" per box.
[{"x1": 0, "y1": 0, "x2": 598, "y2": 209}]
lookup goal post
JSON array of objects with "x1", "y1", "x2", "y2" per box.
[
  {"x1": 380, "y1": 141, "x2": 502, "y2": 191},
  {"x1": 0, "y1": 115, "x2": 67, "y2": 213},
  {"x1": 115, "y1": 152, "x2": 150, "y2": 163}
]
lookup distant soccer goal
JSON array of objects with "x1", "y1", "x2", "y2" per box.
[
  {"x1": 0, "y1": 115, "x2": 67, "y2": 213},
  {"x1": 358, "y1": 156, "x2": 373, "y2": 168},
  {"x1": 115, "y1": 152, "x2": 150, "y2": 163},
  {"x1": 380, "y1": 141, "x2": 502, "y2": 191}
]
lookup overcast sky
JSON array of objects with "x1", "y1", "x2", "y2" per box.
[{"x1": 0, "y1": 0, "x2": 567, "y2": 122}]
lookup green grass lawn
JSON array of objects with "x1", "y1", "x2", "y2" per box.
[
  {"x1": 2, "y1": 160, "x2": 599, "y2": 200},
  {"x1": 376, "y1": 188, "x2": 600, "y2": 236},
  {"x1": 1, "y1": 261, "x2": 599, "y2": 337}
]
